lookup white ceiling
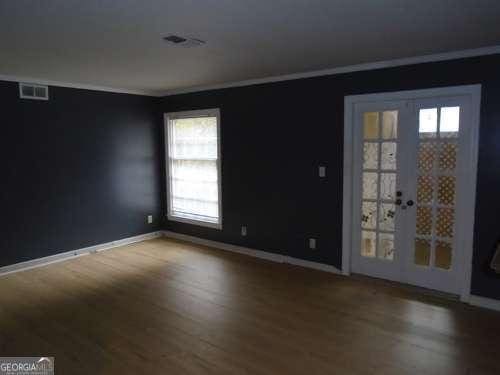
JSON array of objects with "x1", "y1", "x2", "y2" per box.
[{"x1": 1, "y1": 0, "x2": 500, "y2": 96}]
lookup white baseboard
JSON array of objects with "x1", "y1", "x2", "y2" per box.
[
  {"x1": 0, "y1": 231, "x2": 163, "y2": 277},
  {"x1": 4, "y1": 228, "x2": 499, "y2": 312},
  {"x1": 162, "y1": 231, "x2": 500, "y2": 311},
  {"x1": 469, "y1": 295, "x2": 500, "y2": 312},
  {"x1": 162, "y1": 230, "x2": 342, "y2": 275},
  {"x1": 284, "y1": 256, "x2": 342, "y2": 274}
]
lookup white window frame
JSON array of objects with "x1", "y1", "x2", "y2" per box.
[{"x1": 164, "y1": 108, "x2": 222, "y2": 229}]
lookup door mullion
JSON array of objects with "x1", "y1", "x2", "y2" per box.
[
  {"x1": 374, "y1": 113, "x2": 383, "y2": 259},
  {"x1": 397, "y1": 101, "x2": 413, "y2": 278},
  {"x1": 429, "y1": 107, "x2": 442, "y2": 268}
]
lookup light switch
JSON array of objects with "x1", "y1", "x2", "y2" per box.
[
  {"x1": 319, "y1": 166, "x2": 326, "y2": 178},
  {"x1": 241, "y1": 226, "x2": 247, "y2": 236},
  {"x1": 309, "y1": 238, "x2": 316, "y2": 249}
]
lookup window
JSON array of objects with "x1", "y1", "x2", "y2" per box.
[{"x1": 165, "y1": 109, "x2": 222, "y2": 228}]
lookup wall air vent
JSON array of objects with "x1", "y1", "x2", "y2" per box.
[
  {"x1": 19, "y1": 83, "x2": 49, "y2": 100},
  {"x1": 163, "y1": 35, "x2": 205, "y2": 48}
]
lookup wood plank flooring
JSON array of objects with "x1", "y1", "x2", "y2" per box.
[{"x1": 1, "y1": 237, "x2": 499, "y2": 374}]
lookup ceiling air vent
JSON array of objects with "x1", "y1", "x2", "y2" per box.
[
  {"x1": 163, "y1": 35, "x2": 205, "y2": 48},
  {"x1": 19, "y1": 83, "x2": 49, "y2": 100}
]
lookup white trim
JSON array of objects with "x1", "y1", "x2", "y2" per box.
[
  {"x1": 160, "y1": 45, "x2": 500, "y2": 96},
  {"x1": 164, "y1": 108, "x2": 223, "y2": 230},
  {"x1": 0, "y1": 74, "x2": 156, "y2": 96},
  {"x1": 163, "y1": 230, "x2": 282, "y2": 262},
  {"x1": 3, "y1": 45, "x2": 499, "y2": 97},
  {"x1": 164, "y1": 231, "x2": 500, "y2": 311},
  {"x1": 343, "y1": 85, "x2": 481, "y2": 104},
  {"x1": 162, "y1": 230, "x2": 342, "y2": 274},
  {"x1": 3, "y1": 228, "x2": 498, "y2": 311},
  {"x1": 342, "y1": 85, "x2": 481, "y2": 301},
  {"x1": 165, "y1": 108, "x2": 221, "y2": 119},
  {"x1": 0, "y1": 231, "x2": 163, "y2": 277},
  {"x1": 458, "y1": 88, "x2": 481, "y2": 302},
  {"x1": 469, "y1": 295, "x2": 500, "y2": 312},
  {"x1": 342, "y1": 92, "x2": 355, "y2": 276},
  {"x1": 284, "y1": 256, "x2": 342, "y2": 274}
]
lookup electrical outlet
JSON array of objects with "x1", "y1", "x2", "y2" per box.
[
  {"x1": 241, "y1": 226, "x2": 247, "y2": 236},
  {"x1": 309, "y1": 238, "x2": 316, "y2": 249},
  {"x1": 147, "y1": 215, "x2": 153, "y2": 224}
]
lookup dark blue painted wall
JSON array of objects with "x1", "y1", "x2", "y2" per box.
[
  {"x1": 0, "y1": 81, "x2": 162, "y2": 267},
  {"x1": 2, "y1": 54, "x2": 498, "y2": 301},
  {"x1": 161, "y1": 54, "x2": 500, "y2": 300}
]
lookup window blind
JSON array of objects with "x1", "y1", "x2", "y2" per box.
[{"x1": 168, "y1": 116, "x2": 220, "y2": 224}]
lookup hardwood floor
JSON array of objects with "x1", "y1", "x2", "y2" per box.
[{"x1": 1, "y1": 238, "x2": 499, "y2": 374}]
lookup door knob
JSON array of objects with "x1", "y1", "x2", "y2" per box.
[
  {"x1": 407, "y1": 200, "x2": 414, "y2": 206},
  {"x1": 395, "y1": 199, "x2": 402, "y2": 205}
]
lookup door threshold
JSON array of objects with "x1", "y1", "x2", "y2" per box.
[{"x1": 350, "y1": 273, "x2": 459, "y2": 302}]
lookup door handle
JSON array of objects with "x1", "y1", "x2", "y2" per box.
[{"x1": 407, "y1": 200, "x2": 414, "y2": 206}]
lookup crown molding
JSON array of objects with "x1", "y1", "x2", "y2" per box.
[
  {"x1": 160, "y1": 45, "x2": 500, "y2": 97},
  {"x1": 3, "y1": 45, "x2": 500, "y2": 98},
  {"x1": 0, "y1": 74, "x2": 158, "y2": 96}
]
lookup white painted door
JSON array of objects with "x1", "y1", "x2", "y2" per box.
[
  {"x1": 351, "y1": 100, "x2": 409, "y2": 283},
  {"x1": 350, "y1": 93, "x2": 476, "y2": 295}
]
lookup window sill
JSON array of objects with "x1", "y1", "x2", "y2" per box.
[{"x1": 167, "y1": 213, "x2": 222, "y2": 230}]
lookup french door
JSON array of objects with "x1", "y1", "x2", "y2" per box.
[{"x1": 349, "y1": 88, "x2": 479, "y2": 295}]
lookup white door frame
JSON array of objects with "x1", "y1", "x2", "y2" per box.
[{"x1": 342, "y1": 85, "x2": 481, "y2": 302}]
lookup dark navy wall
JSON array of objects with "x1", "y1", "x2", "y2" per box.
[
  {"x1": 0, "y1": 81, "x2": 162, "y2": 267},
  {"x1": 161, "y1": 54, "x2": 500, "y2": 300}
]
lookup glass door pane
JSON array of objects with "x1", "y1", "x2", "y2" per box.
[
  {"x1": 360, "y1": 110, "x2": 399, "y2": 261},
  {"x1": 414, "y1": 106, "x2": 460, "y2": 271}
]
